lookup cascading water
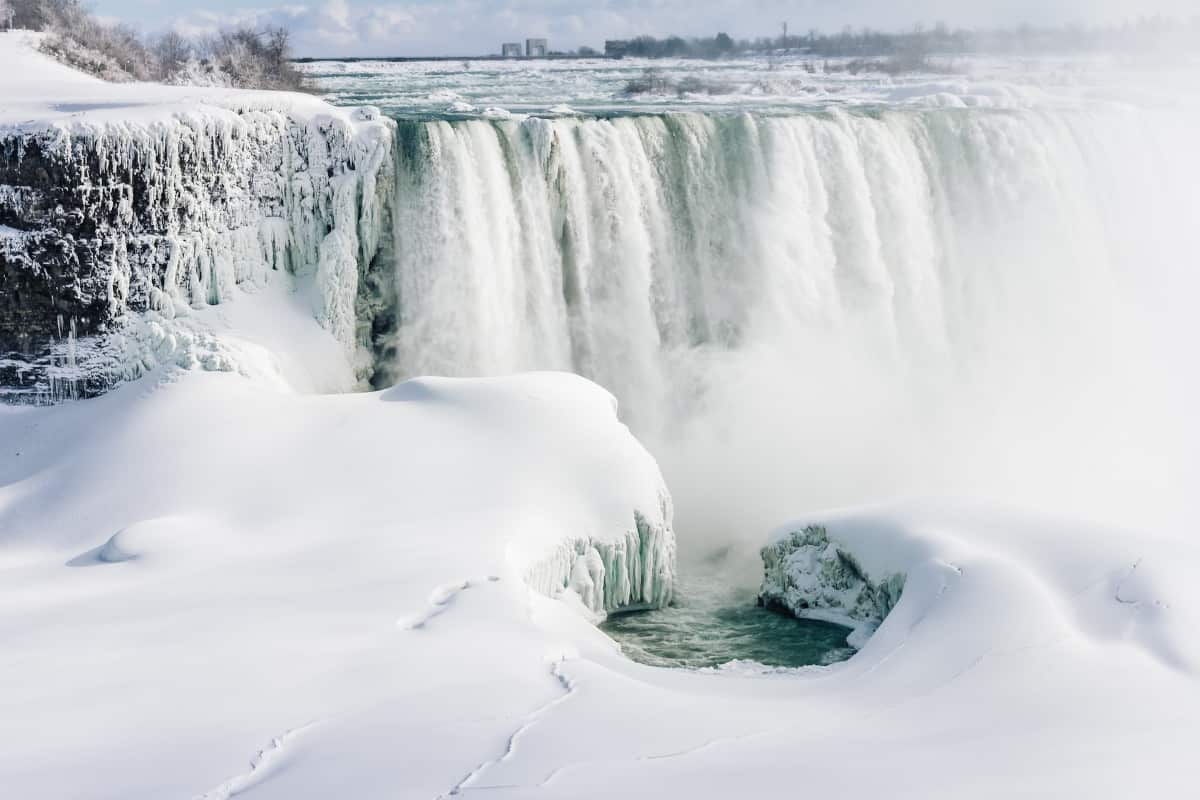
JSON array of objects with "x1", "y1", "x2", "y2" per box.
[
  {"x1": 365, "y1": 106, "x2": 1197, "y2": 547},
  {"x1": 346, "y1": 103, "x2": 1196, "y2": 666}
]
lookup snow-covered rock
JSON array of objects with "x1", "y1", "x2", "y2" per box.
[{"x1": 759, "y1": 524, "x2": 905, "y2": 646}]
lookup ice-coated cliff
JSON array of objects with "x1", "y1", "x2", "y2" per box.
[
  {"x1": 0, "y1": 34, "x2": 394, "y2": 401},
  {"x1": 759, "y1": 524, "x2": 905, "y2": 646}
]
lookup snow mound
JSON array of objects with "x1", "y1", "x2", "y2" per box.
[
  {"x1": 63, "y1": 515, "x2": 232, "y2": 568},
  {"x1": 0, "y1": 31, "x2": 396, "y2": 400},
  {"x1": 0, "y1": 369, "x2": 681, "y2": 798},
  {"x1": 768, "y1": 505, "x2": 1200, "y2": 675},
  {"x1": 91, "y1": 516, "x2": 220, "y2": 564}
]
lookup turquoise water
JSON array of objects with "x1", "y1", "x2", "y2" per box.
[{"x1": 601, "y1": 570, "x2": 855, "y2": 670}]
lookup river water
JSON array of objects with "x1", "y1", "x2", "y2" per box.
[{"x1": 601, "y1": 569, "x2": 855, "y2": 670}]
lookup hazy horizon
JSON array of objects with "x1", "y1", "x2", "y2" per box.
[{"x1": 97, "y1": 0, "x2": 1200, "y2": 58}]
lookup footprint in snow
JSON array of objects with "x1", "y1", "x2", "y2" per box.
[{"x1": 398, "y1": 576, "x2": 501, "y2": 630}]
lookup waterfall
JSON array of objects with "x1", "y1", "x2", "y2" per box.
[{"x1": 370, "y1": 107, "x2": 1198, "y2": 536}]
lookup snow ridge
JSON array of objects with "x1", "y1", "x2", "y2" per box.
[
  {"x1": 194, "y1": 722, "x2": 316, "y2": 800},
  {"x1": 439, "y1": 658, "x2": 577, "y2": 797}
]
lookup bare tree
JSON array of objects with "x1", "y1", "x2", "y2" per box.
[
  {"x1": 7, "y1": 0, "x2": 78, "y2": 31},
  {"x1": 200, "y1": 26, "x2": 306, "y2": 91},
  {"x1": 11, "y1": 0, "x2": 305, "y2": 90},
  {"x1": 151, "y1": 30, "x2": 191, "y2": 80}
]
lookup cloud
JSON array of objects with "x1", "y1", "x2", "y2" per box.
[{"x1": 162, "y1": 0, "x2": 1200, "y2": 57}]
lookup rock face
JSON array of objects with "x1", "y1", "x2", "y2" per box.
[
  {"x1": 759, "y1": 524, "x2": 905, "y2": 640},
  {"x1": 0, "y1": 107, "x2": 394, "y2": 401}
]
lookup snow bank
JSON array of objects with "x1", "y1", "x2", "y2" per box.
[
  {"x1": 458, "y1": 503, "x2": 1200, "y2": 799},
  {"x1": 0, "y1": 370, "x2": 677, "y2": 799},
  {"x1": 760, "y1": 504, "x2": 1200, "y2": 675}
]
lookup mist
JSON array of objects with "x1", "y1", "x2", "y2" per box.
[
  {"x1": 651, "y1": 103, "x2": 1200, "y2": 566},
  {"x1": 372, "y1": 78, "x2": 1200, "y2": 578}
]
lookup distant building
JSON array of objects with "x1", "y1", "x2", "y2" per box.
[
  {"x1": 605, "y1": 40, "x2": 629, "y2": 58},
  {"x1": 501, "y1": 43, "x2": 522, "y2": 58},
  {"x1": 525, "y1": 38, "x2": 548, "y2": 57}
]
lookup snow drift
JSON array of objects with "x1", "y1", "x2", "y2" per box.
[{"x1": 0, "y1": 370, "x2": 677, "y2": 798}]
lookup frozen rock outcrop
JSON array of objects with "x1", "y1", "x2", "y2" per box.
[
  {"x1": 759, "y1": 524, "x2": 905, "y2": 646},
  {"x1": 0, "y1": 105, "x2": 394, "y2": 401}
]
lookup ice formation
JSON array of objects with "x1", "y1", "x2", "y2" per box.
[
  {"x1": 0, "y1": 40, "x2": 395, "y2": 399},
  {"x1": 759, "y1": 524, "x2": 905, "y2": 646},
  {"x1": 523, "y1": 507, "x2": 676, "y2": 617}
]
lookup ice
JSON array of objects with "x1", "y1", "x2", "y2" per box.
[
  {"x1": 1, "y1": 27, "x2": 1199, "y2": 800},
  {"x1": 0, "y1": 32, "x2": 395, "y2": 398},
  {"x1": 524, "y1": 509, "x2": 676, "y2": 618},
  {"x1": 758, "y1": 525, "x2": 905, "y2": 645},
  {"x1": 297, "y1": 52, "x2": 1200, "y2": 117}
]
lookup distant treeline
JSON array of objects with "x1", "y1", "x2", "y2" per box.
[
  {"x1": 605, "y1": 17, "x2": 1200, "y2": 59},
  {"x1": 0, "y1": 0, "x2": 307, "y2": 90}
]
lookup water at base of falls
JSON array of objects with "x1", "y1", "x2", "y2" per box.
[{"x1": 601, "y1": 570, "x2": 856, "y2": 670}]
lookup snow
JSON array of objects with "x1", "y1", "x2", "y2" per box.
[
  {"x1": 759, "y1": 524, "x2": 906, "y2": 646},
  {"x1": 2, "y1": 375, "x2": 1196, "y2": 797},
  {"x1": 0, "y1": 369, "x2": 676, "y2": 799},
  {"x1": 1, "y1": 25, "x2": 1198, "y2": 800},
  {"x1": 0, "y1": 32, "x2": 344, "y2": 128}
]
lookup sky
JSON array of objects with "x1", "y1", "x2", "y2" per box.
[{"x1": 100, "y1": 0, "x2": 1199, "y2": 57}]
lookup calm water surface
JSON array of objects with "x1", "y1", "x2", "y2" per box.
[{"x1": 602, "y1": 569, "x2": 855, "y2": 670}]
